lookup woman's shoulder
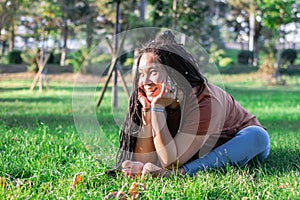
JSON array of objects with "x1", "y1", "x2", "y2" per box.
[{"x1": 193, "y1": 82, "x2": 226, "y2": 97}]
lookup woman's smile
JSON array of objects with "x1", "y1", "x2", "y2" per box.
[{"x1": 143, "y1": 84, "x2": 161, "y2": 100}]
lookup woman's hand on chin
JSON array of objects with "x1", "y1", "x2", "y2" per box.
[
  {"x1": 151, "y1": 82, "x2": 177, "y2": 108},
  {"x1": 138, "y1": 88, "x2": 151, "y2": 108}
]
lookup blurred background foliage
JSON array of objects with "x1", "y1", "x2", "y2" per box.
[{"x1": 0, "y1": 0, "x2": 299, "y2": 79}]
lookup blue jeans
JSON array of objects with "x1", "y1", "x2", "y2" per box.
[{"x1": 182, "y1": 125, "x2": 270, "y2": 176}]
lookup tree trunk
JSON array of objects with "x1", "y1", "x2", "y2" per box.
[
  {"x1": 112, "y1": 0, "x2": 121, "y2": 109},
  {"x1": 274, "y1": 27, "x2": 282, "y2": 84},
  {"x1": 248, "y1": 11, "x2": 255, "y2": 52},
  {"x1": 140, "y1": 0, "x2": 146, "y2": 21},
  {"x1": 60, "y1": 18, "x2": 68, "y2": 66},
  {"x1": 253, "y1": 37, "x2": 259, "y2": 67},
  {"x1": 172, "y1": 0, "x2": 177, "y2": 29},
  {"x1": 86, "y1": 15, "x2": 94, "y2": 49},
  {"x1": 248, "y1": 6, "x2": 255, "y2": 66},
  {"x1": 0, "y1": 29, "x2": 2, "y2": 55},
  {"x1": 9, "y1": 20, "x2": 15, "y2": 51}
]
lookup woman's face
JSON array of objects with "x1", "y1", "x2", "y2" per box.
[{"x1": 138, "y1": 52, "x2": 168, "y2": 102}]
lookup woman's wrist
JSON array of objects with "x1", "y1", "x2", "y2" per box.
[
  {"x1": 142, "y1": 107, "x2": 151, "y2": 112},
  {"x1": 141, "y1": 107, "x2": 151, "y2": 125},
  {"x1": 150, "y1": 103, "x2": 166, "y2": 113},
  {"x1": 150, "y1": 103, "x2": 165, "y2": 108},
  {"x1": 150, "y1": 107, "x2": 165, "y2": 113}
]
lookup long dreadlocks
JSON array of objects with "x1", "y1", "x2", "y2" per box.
[{"x1": 115, "y1": 30, "x2": 206, "y2": 169}]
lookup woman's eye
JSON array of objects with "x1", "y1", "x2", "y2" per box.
[
  {"x1": 150, "y1": 70, "x2": 158, "y2": 75},
  {"x1": 138, "y1": 72, "x2": 144, "y2": 77}
]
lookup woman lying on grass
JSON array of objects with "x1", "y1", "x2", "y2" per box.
[{"x1": 108, "y1": 30, "x2": 270, "y2": 178}]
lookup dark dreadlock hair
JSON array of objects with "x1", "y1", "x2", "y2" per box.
[{"x1": 114, "y1": 30, "x2": 207, "y2": 169}]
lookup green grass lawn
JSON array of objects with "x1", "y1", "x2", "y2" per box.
[{"x1": 0, "y1": 74, "x2": 299, "y2": 199}]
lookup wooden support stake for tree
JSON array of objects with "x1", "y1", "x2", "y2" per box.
[
  {"x1": 96, "y1": 56, "x2": 118, "y2": 107},
  {"x1": 117, "y1": 66, "x2": 130, "y2": 99},
  {"x1": 96, "y1": 31, "x2": 130, "y2": 107},
  {"x1": 29, "y1": 54, "x2": 50, "y2": 91}
]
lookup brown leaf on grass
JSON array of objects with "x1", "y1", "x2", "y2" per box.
[
  {"x1": 128, "y1": 182, "x2": 146, "y2": 200},
  {"x1": 278, "y1": 182, "x2": 290, "y2": 189},
  {"x1": 73, "y1": 173, "x2": 83, "y2": 186},
  {"x1": 42, "y1": 154, "x2": 47, "y2": 160},
  {"x1": 70, "y1": 173, "x2": 83, "y2": 189}
]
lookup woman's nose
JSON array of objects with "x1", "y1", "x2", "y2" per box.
[{"x1": 140, "y1": 74, "x2": 151, "y2": 85}]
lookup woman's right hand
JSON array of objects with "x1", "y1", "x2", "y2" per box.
[
  {"x1": 138, "y1": 88, "x2": 151, "y2": 108},
  {"x1": 138, "y1": 89, "x2": 151, "y2": 125}
]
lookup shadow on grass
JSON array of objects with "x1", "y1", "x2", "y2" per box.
[
  {"x1": 0, "y1": 85, "x2": 76, "y2": 92},
  {"x1": 263, "y1": 120, "x2": 300, "y2": 132},
  {"x1": 0, "y1": 96, "x2": 71, "y2": 104},
  {"x1": 265, "y1": 147, "x2": 300, "y2": 174},
  {"x1": 1, "y1": 114, "x2": 75, "y2": 131},
  {"x1": 0, "y1": 87, "x2": 29, "y2": 91},
  {"x1": 226, "y1": 84, "x2": 300, "y2": 95},
  {"x1": 1, "y1": 112, "x2": 117, "y2": 130}
]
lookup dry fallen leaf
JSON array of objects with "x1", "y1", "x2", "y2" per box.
[
  {"x1": 278, "y1": 182, "x2": 290, "y2": 189},
  {"x1": 104, "y1": 182, "x2": 146, "y2": 199},
  {"x1": 73, "y1": 173, "x2": 83, "y2": 186},
  {"x1": 128, "y1": 182, "x2": 146, "y2": 200},
  {"x1": 70, "y1": 173, "x2": 83, "y2": 189}
]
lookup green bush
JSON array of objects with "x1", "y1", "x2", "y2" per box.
[
  {"x1": 0, "y1": 55, "x2": 8, "y2": 64},
  {"x1": 53, "y1": 53, "x2": 61, "y2": 64},
  {"x1": 21, "y1": 49, "x2": 36, "y2": 72},
  {"x1": 7, "y1": 50, "x2": 23, "y2": 64},
  {"x1": 47, "y1": 52, "x2": 55, "y2": 64},
  {"x1": 123, "y1": 57, "x2": 134, "y2": 67},
  {"x1": 237, "y1": 50, "x2": 253, "y2": 65},
  {"x1": 65, "y1": 49, "x2": 86, "y2": 72},
  {"x1": 219, "y1": 63, "x2": 258, "y2": 74},
  {"x1": 208, "y1": 44, "x2": 233, "y2": 68},
  {"x1": 119, "y1": 52, "x2": 134, "y2": 65},
  {"x1": 281, "y1": 49, "x2": 297, "y2": 65},
  {"x1": 219, "y1": 57, "x2": 234, "y2": 67}
]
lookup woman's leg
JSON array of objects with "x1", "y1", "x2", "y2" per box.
[{"x1": 182, "y1": 125, "x2": 270, "y2": 176}]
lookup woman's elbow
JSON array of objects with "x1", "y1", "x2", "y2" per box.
[{"x1": 159, "y1": 154, "x2": 179, "y2": 168}]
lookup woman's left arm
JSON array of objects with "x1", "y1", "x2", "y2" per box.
[
  {"x1": 151, "y1": 94, "x2": 225, "y2": 169},
  {"x1": 151, "y1": 106, "x2": 205, "y2": 168}
]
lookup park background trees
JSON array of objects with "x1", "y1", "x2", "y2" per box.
[{"x1": 0, "y1": 0, "x2": 299, "y2": 82}]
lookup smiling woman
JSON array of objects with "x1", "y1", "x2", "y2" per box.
[{"x1": 107, "y1": 30, "x2": 270, "y2": 178}]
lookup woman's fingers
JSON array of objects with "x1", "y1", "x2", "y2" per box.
[
  {"x1": 152, "y1": 81, "x2": 176, "y2": 107},
  {"x1": 138, "y1": 90, "x2": 151, "y2": 108}
]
